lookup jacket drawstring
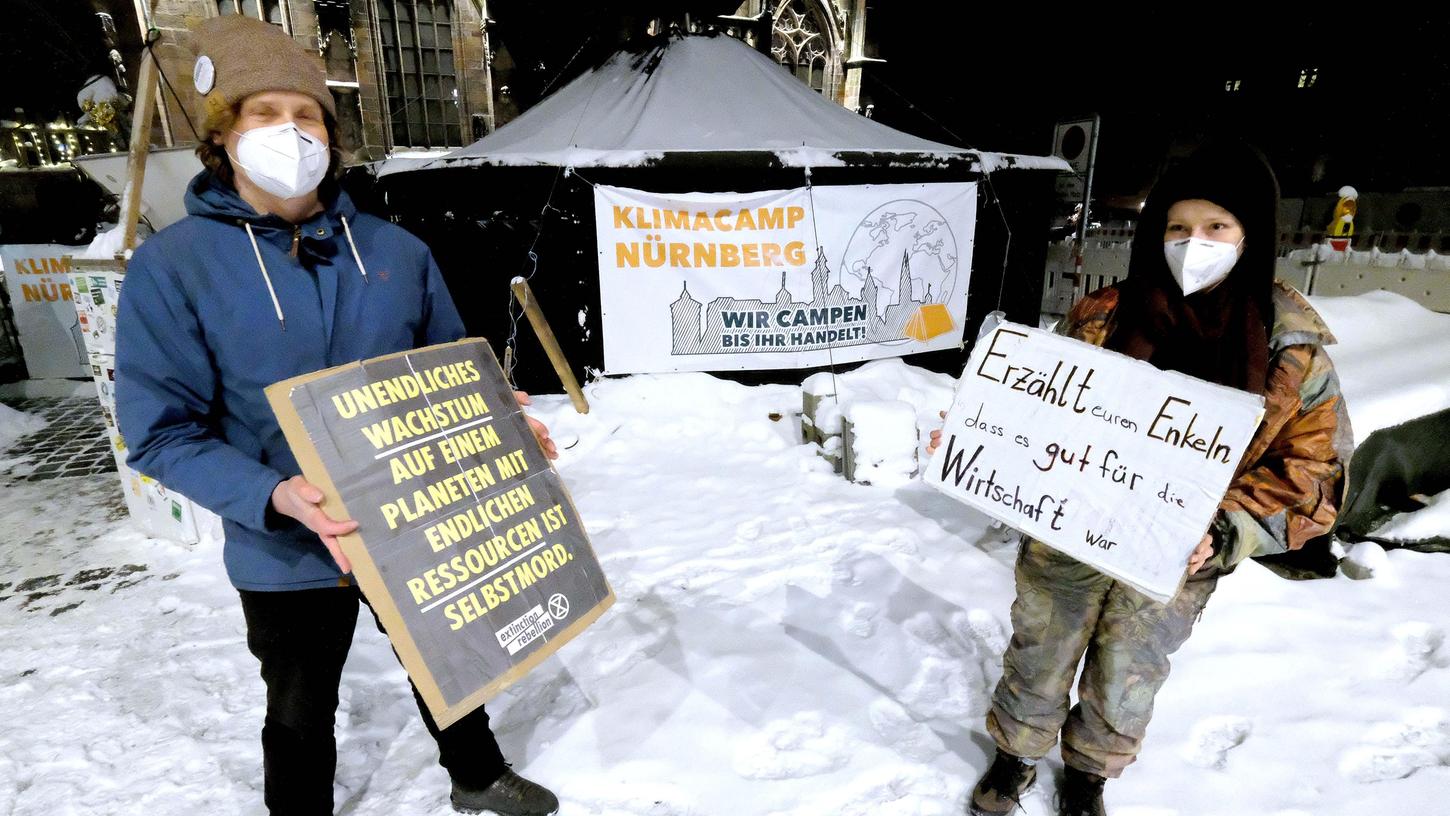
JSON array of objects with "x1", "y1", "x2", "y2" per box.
[
  {"x1": 244, "y1": 217, "x2": 369, "y2": 331},
  {"x1": 341, "y1": 215, "x2": 369, "y2": 284},
  {"x1": 244, "y1": 222, "x2": 286, "y2": 332}
]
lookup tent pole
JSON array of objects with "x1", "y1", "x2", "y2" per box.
[
  {"x1": 122, "y1": 48, "x2": 160, "y2": 253},
  {"x1": 510, "y1": 277, "x2": 591, "y2": 414}
]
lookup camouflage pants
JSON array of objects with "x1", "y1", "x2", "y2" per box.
[{"x1": 985, "y1": 540, "x2": 1217, "y2": 778}]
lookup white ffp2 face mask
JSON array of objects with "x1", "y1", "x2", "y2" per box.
[
  {"x1": 230, "y1": 122, "x2": 330, "y2": 200},
  {"x1": 1163, "y1": 237, "x2": 1243, "y2": 295}
]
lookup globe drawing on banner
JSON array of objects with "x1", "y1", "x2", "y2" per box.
[{"x1": 838, "y1": 198, "x2": 961, "y2": 346}]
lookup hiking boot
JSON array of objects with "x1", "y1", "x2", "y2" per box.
[
  {"x1": 450, "y1": 768, "x2": 559, "y2": 815},
  {"x1": 968, "y1": 750, "x2": 1038, "y2": 815},
  {"x1": 1057, "y1": 765, "x2": 1106, "y2": 816}
]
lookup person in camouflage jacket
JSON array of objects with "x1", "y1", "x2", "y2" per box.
[{"x1": 959, "y1": 141, "x2": 1351, "y2": 816}]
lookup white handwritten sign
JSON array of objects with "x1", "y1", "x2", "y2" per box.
[{"x1": 924, "y1": 322, "x2": 1266, "y2": 602}]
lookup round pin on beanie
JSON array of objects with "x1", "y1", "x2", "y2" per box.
[{"x1": 189, "y1": 15, "x2": 335, "y2": 134}]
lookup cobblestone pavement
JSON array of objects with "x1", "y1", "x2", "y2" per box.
[{"x1": 1, "y1": 396, "x2": 115, "y2": 481}]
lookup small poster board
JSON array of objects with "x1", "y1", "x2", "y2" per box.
[
  {"x1": 924, "y1": 322, "x2": 1265, "y2": 602},
  {"x1": 70, "y1": 265, "x2": 202, "y2": 544},
  {"x1": 267, "y1": 339, "x2": 613, "y2": 727},
  {"x1": 0, "y1": 244, "x2": 90, "y2": 379}
]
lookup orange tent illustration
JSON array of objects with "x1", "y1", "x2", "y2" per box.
[{"x1": 905, "y1": 303, "x2": 954, "y2": 342}]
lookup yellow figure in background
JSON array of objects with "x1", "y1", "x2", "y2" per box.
[{"x1": 1327, "y1": 185, "x2": 1357, "y2": 251}]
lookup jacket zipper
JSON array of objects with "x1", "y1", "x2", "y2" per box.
[{"x1": 290, "y1": 225, "x2": 301, "y2": 258}]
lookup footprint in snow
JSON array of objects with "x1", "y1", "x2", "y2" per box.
[
  {"x1": 1374, "y1": 621, "x2": 1445, "y2": 682},
  {"x1": 840, "y1": 601, "x2": 879, "y2": 638},
  {"x1": 564, "y1": 783, "x2": 697, "y2": 815},
  {"x1": 867, "y1": 699, "x2": 946, "y2": 762},
  {"x1": 1339, "y1": 706, "x2": 1450, "y2": 782},
  {"x1": 731, "y1": 711, "x2": 853, "y2": 780},
  {"x1": 1338, "y1": 744, "x2": 1442, "y2": 783},
  {"x1": 954, "y1": 608, "x2": 1009, "y2": 657},
  {"x1": 734, "y1": 518, "x2": 766, "y2": 542},
  {"x1": 1179, "y1": 715, "x2": 1252, "y2": 769}
]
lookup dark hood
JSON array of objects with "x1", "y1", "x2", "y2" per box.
[
  {"x1": 1110, "y1": 139, "x2": 1282, "y2": 394},
  {"x1": 1124, "y1": 139, "x2": 1280, "y2": 320}
]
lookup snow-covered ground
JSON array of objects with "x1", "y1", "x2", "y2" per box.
[
  {"x1": 4, "y1": 292, "x2": 1450, "y2": 816},
  {"x1": 1310, "y1": 290, "x2": 1450, "y2": 444}
]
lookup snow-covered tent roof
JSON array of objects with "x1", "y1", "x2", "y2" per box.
[{"x1": 378, "y1": 34, "x2": 1068, "y2": 176}]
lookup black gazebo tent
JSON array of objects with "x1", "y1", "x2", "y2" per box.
[{"x1": 367, "y1": 32, "x2": 1067, "y2": 391}]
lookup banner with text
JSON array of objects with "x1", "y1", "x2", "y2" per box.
[
  {"x1": 923, "y1": 323, "x2": 1266, "y2": 602},
  {"x1": 267, "y1": 339, "x2": 613, "y2": 727},
  {"x1": 594, "y1": 182, "x2": 976, "y2": 373},
  {"x1": 0, "y1": 244, "x2": 90, "y2": 379}
]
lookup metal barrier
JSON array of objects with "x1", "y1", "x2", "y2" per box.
[{"x1": 1042, "y1": 240, "x2": 1450, "y2": 317}]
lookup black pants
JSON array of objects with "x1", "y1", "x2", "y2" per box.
[{"x1": 239, "y1": 585, "x2": 507, "y2": 815}]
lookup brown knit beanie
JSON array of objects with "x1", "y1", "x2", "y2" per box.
[{"x1": 190, "y1": 15, "x2": 335, "y2": 134}]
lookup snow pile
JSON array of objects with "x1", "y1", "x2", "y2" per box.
[
  {"x1": 79, "y1": 223, "x2": 129, "y2": 260},
  {"x1": 1309, "y1": 290, "x2": 1450, "y2": 443},
  {"x1": 0, "y1": 402, "x2": 46, "y2": 453},
  {"x1": 809, "y1": 359, "x2": 957, "y2": 439},
  {"x1": 1368, "y1": 489, "x2": 1450, "y2": 545},
  {"x1": 1340, "y1": 540, "x2": 1391, "y2": 581},
  {"x1": 801, "y1": 361, "x2": 955, "y2": 479},
  {"x1": 842, "y1": 400, "x2": 919, "y2": 486},
  {"x1": 800, "y1": 372, "x2": 843, "y2": 470},
  {"x1": 801, "y1": 371, "x2": 837, "y2": 400}
]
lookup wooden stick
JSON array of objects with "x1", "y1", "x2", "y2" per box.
[
  {"x1": 120, "y1": 49, "x2": 160, "y2": 255},
  {"x1": 510, "y1": 277, "x2": 590, "y2": 414}
]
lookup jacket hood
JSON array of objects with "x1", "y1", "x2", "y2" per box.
[
  {"x1": 182, "y1": 170, "x2": 368, "y2": 331},
  {"x1": 1269, "y1": 280, "x2": 1336, "y2": 351},
  {"x1": 1128, "y1": 139, "x2": 1280, "y2": 299}
]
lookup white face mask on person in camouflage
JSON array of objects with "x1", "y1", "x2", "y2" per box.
[
  {"x1": 1163, "y1": 237, "x2": 1243, "y2": 295},
  {"x1": 229, "y1": 122, "x2": 329, "y2": 200}
]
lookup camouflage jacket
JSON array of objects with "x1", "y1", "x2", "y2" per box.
[{"x1": 1059, "y1": 282, "x2": 1353, "y2": 571}]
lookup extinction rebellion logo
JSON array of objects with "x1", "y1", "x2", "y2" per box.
[
  {"x1": 493, "y1": 594, "x2": 569, "y2": 656},
  {"x1": 548, "y1": 593, "x2": 570, "y2": 620}
]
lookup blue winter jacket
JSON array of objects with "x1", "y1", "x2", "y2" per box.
[{"x1": 115, "y1": 172, "x2": 466, "y2": 591}]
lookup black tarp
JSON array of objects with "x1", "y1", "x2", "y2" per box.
[
  {"x1": 355, "y1": 159, "x2": 1055, "y2": 394},
  {"x1": 1335, "y1": 407, "x2": 1450, "y2": 553}
]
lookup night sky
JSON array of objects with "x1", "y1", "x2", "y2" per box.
[
  {"x1": 486, "y1": 4, "x2": 1450, "y2": 203},
  {"x1": 864, "y1": 8, "x2": 1450, "y2": 201},
  {"x1": 6, "y1": 1, "x2": 1447, "y2": 204}
]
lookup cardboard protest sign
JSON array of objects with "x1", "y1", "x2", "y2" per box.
[
  {"x1": 924, "y1": 322, "x2": 1265, "y2": 602},
  {"x1": 267, "y1": 339, "x2": 613, "y2": 727}
]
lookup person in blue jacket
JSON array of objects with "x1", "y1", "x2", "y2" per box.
[{"x1": 116, "y1": 16, "x2": 559, "y2": 816}]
